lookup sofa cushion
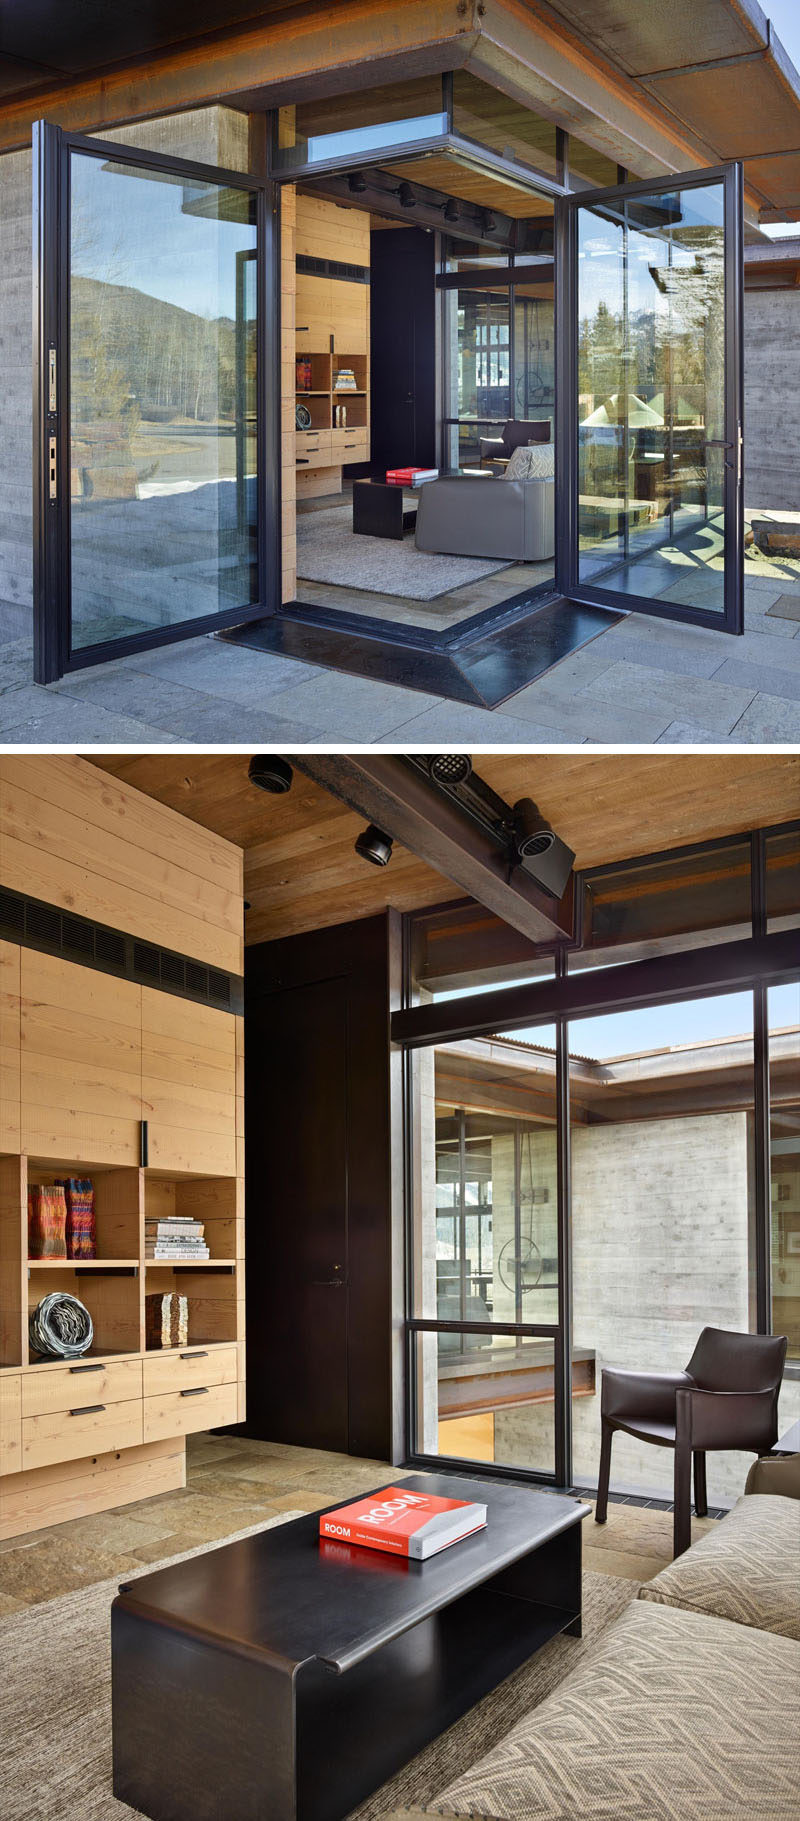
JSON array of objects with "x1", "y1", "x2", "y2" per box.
[
  {"x1": 431, "y1": 1601, "x2": 800, "y2": 1821},
  {"x1": 639, "y1": 1493, "x2": 800, "y2": 1639},
  {"x1": 504, "y1": 444, "x2": 555, "y2": 480},
  {"x1": 745, "y1": 1452, "x2": 800, "y2": 1498}
]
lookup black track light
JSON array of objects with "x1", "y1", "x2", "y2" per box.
[
  {"x1": 248, "y1": 755, "x2": 293, "y2": 794},
  {"x1": 355, "y1": 824, "x2": 393, "y2": 867},
  {"x1": 427, "y1": 753, "x2": 472, "y2": 786},
  {"x1": 397, "y1": 181, "x2": 416, "y2": 209},
  {"x1": 443, "y1": 197, "x2": 460, "y2": 224},
  {"x1": 512, "y1": 798, "x2": 575, "y2": 899},
  {"x1": 348, "y1": 171, "x2": 367, "y2": 194}
]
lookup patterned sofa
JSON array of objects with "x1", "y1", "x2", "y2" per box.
[{"x1": 381, "y1": 1468, "x2": 800, "y2": 1821}]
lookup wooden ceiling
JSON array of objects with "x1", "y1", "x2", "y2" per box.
[{"x1": 90, "y1": 754, "x2": 799, "y2": 948}]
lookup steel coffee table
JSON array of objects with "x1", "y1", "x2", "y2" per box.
[{"x1": 111, "y1": 1472, "x2": 588, "y2": 1821}]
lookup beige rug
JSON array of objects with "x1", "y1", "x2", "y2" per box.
[{"x1": 0, "y1": 1517, "x2": 637, "y2": 1821}]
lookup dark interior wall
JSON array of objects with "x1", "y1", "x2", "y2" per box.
[
  {"x1": 370, "y1": 226, "x2": 437, "y2": 473},
  {"x1": 244, "y1": 911, "x2": 404, "y2": 1464}
]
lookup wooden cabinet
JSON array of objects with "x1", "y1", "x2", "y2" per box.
[
  {"x1": 141, "y1": 988, "x2": 238, "y2": 1175},
  {"x1": 143, "y1": 1345, "x2": 237, "y2": 1398},
  {"x1": 20, "y1": 950, "x2": 142, "y2": 1166},
  {"x1": 144, "y1": 1380, "x2": 238, "y2": 1443},
  {"x1": 0, "y1": 942, "x2": 20, "y2": 1152},
  {"x1": 0, "y1": 1376, "x2": 21, "y2": 1475},
  {"x1": 22, "y1": 1398, "x2": 143, "y2": 1472},
  {"x1": 21, "y1": 1357, "x2": 143, "y2": 1418}
]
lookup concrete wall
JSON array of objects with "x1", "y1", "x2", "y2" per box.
[{"x1": 744, "y1": 288, "x2": 800, "y2": 512}]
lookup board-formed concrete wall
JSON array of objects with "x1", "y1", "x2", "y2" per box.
[{"x1": 744, "y1": 288, "x2": 800, "y2": 512}]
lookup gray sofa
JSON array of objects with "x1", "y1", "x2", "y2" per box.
[
  {"x1": 414, "y1": 473, "x2": 554, "y2": 563},
  {"x1": 378, "y1": 1459, "x2": 800, "y2": 1821}
]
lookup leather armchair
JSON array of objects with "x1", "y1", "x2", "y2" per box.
[
  {"x1": 596, "y1": 1327, "x2": 787, "y2": 1558},
  {"x1": 478, "y1": 418, "x2": 550, "y2": 469}
]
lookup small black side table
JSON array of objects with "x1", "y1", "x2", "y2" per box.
[{"x1": 352, "y1": 479, "x2": 418, "y2": 539}]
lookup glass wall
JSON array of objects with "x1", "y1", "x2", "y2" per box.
[
  {"x1": 69, "y1": 150, "x2": 258, "y2": 653},
  {"x1": 576, "y1": 180, "x2": 727, "y2": 614},
  {"x1": 770, "y1": 981, "x2": 800, "y2": 1396},
  {"x1": 452, "y1": 71, "x2": 559, "y2": 182},
  {"x1": 442, "y1": 259, "x2": 554, "y2": 470},
  {"x1": 410, "y1": 1027, "x2": 560, "y2": 1475}
]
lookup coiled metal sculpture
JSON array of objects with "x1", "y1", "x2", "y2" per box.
[{"x1": 29, "y1": 1292, "x2": 94, "y2": 1359}]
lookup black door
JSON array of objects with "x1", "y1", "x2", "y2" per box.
[
  {"x1": 556, "y1": 163, "x2": 744, "y2": 633},
  {"x1": 370, "y1": 226, "x2": 436, "y2": 473},
  {"x1": 33, "y1": 120, "x2": 279, "y2": 683},
  {"x1": 245, "y1": 976, "x2": 350, "y2": 1452}
]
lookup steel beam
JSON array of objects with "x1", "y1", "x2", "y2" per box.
[{"x1": 291, "y1": 755, "x2": 575, "y2": 945}]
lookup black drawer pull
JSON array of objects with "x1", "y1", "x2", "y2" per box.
[
  {"x1": 180, "y1": 1350, "x2": 208, "y2": 1360},
  {"x1": 69, "y1": 1403, "x2": 106, "y2": 1416},
  {"x1": 69, "y1": 1362, "x2": 103, "y2": 1374},
  {"x1": 180, "y1": 1386, "x2": 209, "y2": 1397}
]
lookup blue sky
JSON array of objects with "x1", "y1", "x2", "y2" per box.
[{"x1": 438, "y1": 984, "x2": 799, "y2": 1062}]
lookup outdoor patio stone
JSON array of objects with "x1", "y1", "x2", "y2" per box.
[
  {"x1": 497, "y1": 681, "x2": 670, "y2": 743},
  {"x1": 656, "y1": 721, "x2": 733, "y2": 743},
  {"x1": 710, "y1": 657, "x2": 800, "y2": 702},
  {"x1": 386, "y1": 701, "x2": 584, "y2": 743},
  {"x1": 728, "y1": 693, "x2": 800, "y2": 742},
  {"x1": 580, "y1": 661, "x2": 756, "y2": 735},
  {"x1": 592, "y1": 632, "x2": 723, "y2": 679},
  {"x1": 262, "y1": 671, "x2": 444, "y2": 740},
  {"x1": 0, "y1": 688, "x2": 182, "y2": 742},
  {"x1": 766, "y1": 593, "x2": 800, "y2": 622}
]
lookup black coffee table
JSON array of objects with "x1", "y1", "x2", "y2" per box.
[
  {"x1": 352, "y1": 478, "x2": 418, "y2": 538},
  {"x1": 111, "y1": 1472, "x2": 587, "y2": 1821}
]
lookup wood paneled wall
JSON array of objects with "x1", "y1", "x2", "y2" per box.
[{"x1": 0, "y1": 757, "x2": 243, "y2": 974}]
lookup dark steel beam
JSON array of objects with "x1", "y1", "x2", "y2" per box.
[
  {"x1": 300, "y1": 165, "x2": 518, "y2": 250},
  {"x1": 291, "y1": 755, "x2": 574, "y2": 945},
  {"x1": 391, "y1": 928, "x2": 800, "y2": 1049}
]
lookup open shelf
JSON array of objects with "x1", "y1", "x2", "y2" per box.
[
  {"x1": 28, "y1": 1161, "x2": 141, "y2": 1262},
  {"x1": 28, "y1": 1259, "x2": 141, "y2": 1362},
  {"x1": 145, "y1": 1261, "x2": 238, "y2": 1348},
  {"x1": 28, "y1": 1258, "x2": 139, "y2": 1269}
]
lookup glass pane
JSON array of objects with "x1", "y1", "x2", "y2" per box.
[
  {"x1": 274, "y1": 79, "x2": 446, "y2": 169},
  {"x1": 568, "y1": 137, "x2": 621, "y2": 191},
  {"x1": 573, "y1": 837, "x2": 753, "y2": 970},
  {"x1": 414, "y1": 1330, "x2": 556, "y2": 1473},
  {"x1": 69, "y1": 152, "x2": 258, "y2": 651},
  {"x1": 410, "y1": 901, "x2": 556, "y2": 998},
  {"x1": 452, "y1": 72, "x2": 559, "y2": 182},
  {"x1": 456, "y1": 289, "x2": 511, "y2": 423},
  {"x1": 577, "y1": 182, "x2": 727, "y2": 614},
  {"x1": 513, "y1": 275, "x2": 554, "y2": 434},
  {"x1": 568, "y1": 994, "x2": 757, "y2": 1503},
  {"x1": 766, "y1": 826, "x2": 800, "y2": 933},
  {"x1": 412, "y1": 1031, "x2": 559, "y2": 1326},
  {"x1": 770, "y1": 982, "x2": 800, "y2": 1377}
]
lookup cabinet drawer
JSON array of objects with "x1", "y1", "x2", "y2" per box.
[
  {"x1": 0, "y1": 1375, "x2": 22, "y2": 1475},
  {"x1": 22, "y1": 1357, "x2": 142, "y2": 1419},
  {"x1": 296, "y1": 431, "x2": 332, "y2": 465},
  {"x1": 22, "y1": 1397, "x2": 143, "y2": 1472},
  {"x1": 144, "y1": 1380, "x2": 238, "y2": 1442},
  {"x1": 331, "y1": 430, "x2": 369, "y2": 462},
  {"x1": 143, "y1": 1346, "x2": 237, "y2": 1398}
]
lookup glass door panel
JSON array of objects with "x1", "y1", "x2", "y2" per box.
[
  {"x1": 34, "y1": 123, "x2": 273, "y2": 681},
  {"x1": 558, "y1": 166, "x2": 743, "y2": 633}
]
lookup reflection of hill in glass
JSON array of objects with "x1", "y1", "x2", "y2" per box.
[{"x1": 71, "y1": 275, "x2": 248, "y2": 425}]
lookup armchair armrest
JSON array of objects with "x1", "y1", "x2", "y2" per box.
[
  {"x1": 676, "y1": 1386, "x2": 779, "y2": 1453},
  {"x1": 602, "y1": 1367, "x2": 693, "y2": 1422},
  {"x1": 479, "y1": 436, "x2": 504, "y2": 458}
]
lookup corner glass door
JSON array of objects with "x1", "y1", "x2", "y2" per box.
[
  {"x1": 557, "y1": 165, "x2": 743, "y2": 633},
  {"x1": 34, "y1": 123, "x2": 275, "y2": 683}
]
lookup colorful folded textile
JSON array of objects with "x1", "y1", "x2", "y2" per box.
[
  {"x1": 28, "y1": 1184, "x2": 67, "y2": 1258},
  {"x1": 57, "y1": 1178, "x2": 96, "y2": 1260}
]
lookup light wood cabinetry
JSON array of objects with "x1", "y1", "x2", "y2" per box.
[
  {"x1": 0, "y1": 755, "x2": 245, "y2": 1542},
  {"x1": 294, "y1": 194, "x2": 371, "y2": 501}
]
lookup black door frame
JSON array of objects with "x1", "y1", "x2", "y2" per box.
[
  {"x1": 33, "y1": 120, "x2": 281, "y2": 684},
  {"x1": 555, "y1": 161, "x2": 744, "y2": 635}
]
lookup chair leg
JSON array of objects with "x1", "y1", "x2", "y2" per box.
[
  {"x1": 595, "y1": 1417, "x2": 613, "y2": 1524},
  {"x1": 693, "y1": 1450, "x2": 708, "y2": 1518},
  {"x1": 673, "y1": 1442, "x2": 692, "y2": 1558}
]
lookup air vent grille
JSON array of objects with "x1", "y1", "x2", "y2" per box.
[
  {"x1": 0, "y1": 885, "x2": 243, "y2": 1014},
  {"x1": 296, "y1": 254, "x2": 370, "y2": 286}
]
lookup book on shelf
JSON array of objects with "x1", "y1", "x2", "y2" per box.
[
  {"x1": 146, "y1": 1243, "x2": 211, "y2": 1260},
  {"x1": 319, "y1": 1486, "x2": 487, "y2": 1559},
  {"x1": 145, "y1": 1222, "x2": 205, "y2": 1237}
]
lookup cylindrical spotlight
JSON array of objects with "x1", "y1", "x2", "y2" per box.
[
  {"x1": 512, "y1": 798, "x2": 556, "y2": 859},
  {"x1": 355, "y1": 824, "x2": 393, "y2": 867},
  {"x1": 427, "y1": 754, "x2": 472, "y2": 786},
  {"x1": 248, "y1": 755, "x2": 293, "y2": 794}
]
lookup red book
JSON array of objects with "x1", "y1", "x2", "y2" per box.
[
  {"x1": 319, "y1": 1485, "x2": 487, "y2": 1559},
  {"x1": 385, "y1": 468, "x2": 415, "y2": 485}
]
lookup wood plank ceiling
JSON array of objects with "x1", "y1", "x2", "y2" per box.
[{"x1": 90, "y1": 754, "x2": 800, "y2": 948}]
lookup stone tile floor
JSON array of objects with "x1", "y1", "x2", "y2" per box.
[
  {"x1": 0, "y1": 1433, "x2": 718, "y2": 1610},
  {"x1": 2, "y1": 565, "x2": 800, "y2": 746}
]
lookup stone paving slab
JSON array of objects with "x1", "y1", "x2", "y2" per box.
[
  {"x1": 382, "y1": 700, "x2": 586, "y2": 743},
  {"x1": 579, "y1": 661, "x2": 756, "y2": 736},
  {"x1": 656, "y1": 721, "x2": 733, "y2": 744},
  {"x1": 767, "y1": 594, "x2": 800, "y2": 622},
  {"x1": 728, "y1": 693, "x2": 800, "y2": 742},
  {"x1": 259, "y1": 669, "x2": 445, "y2": 740},
  {"x1": 713, "y1": 658, "x2": 800, "y2": 702}
]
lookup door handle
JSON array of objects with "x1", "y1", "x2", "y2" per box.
[{"x1": 312, "y1": 1278, "x2": 347, "y2": 1287}]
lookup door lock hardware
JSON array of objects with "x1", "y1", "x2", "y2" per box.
[
  {"x1": 48, "y1": 345, "x2": 57, "y2": 413},
  {"x1": 48, "y1": 436, "x2": 57, "y2": 501}
]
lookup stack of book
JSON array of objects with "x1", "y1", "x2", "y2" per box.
[
  {"x1": 385, "y1": 467, "x2": 438, "y2": 486},
  {"x1": 145, "y1": 1216, "x2": 210, "y2": 1261}
]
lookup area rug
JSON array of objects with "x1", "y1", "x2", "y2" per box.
[
  {"x1": 297, "y1": 506, "x2": 511, "y2": 600},
  {"x1": 0, "y1": 1537, "x2": 637, "y2": 1821}
]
